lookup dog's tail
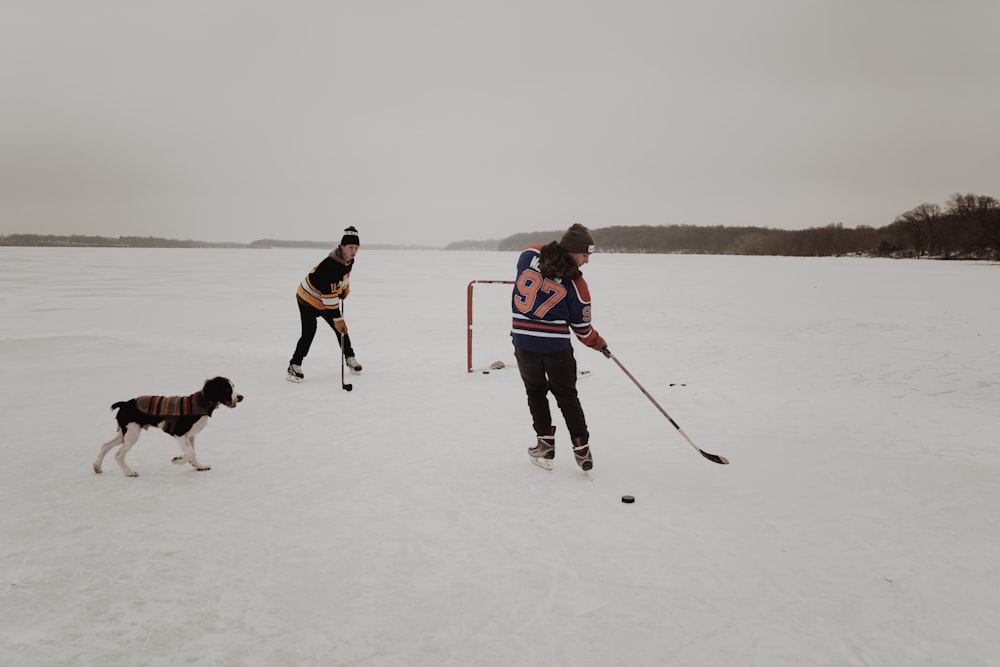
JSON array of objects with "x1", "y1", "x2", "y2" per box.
[{"x1": 110, "y1": 401, "x2": 128, "y2": 411}]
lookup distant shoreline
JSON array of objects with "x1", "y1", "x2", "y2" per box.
[
  {"x1": 3, "y1": 218, "x2": 998, "y2": 260},
  {"x1": 0, "y1": 234, "x2": 447, "y2": 251}
]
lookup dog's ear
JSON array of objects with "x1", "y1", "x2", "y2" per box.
[
  {"x1": 202, "y1": 376, "x2": 234, "y2": 402},
  {"x1": 202, "y1": 377, "x2": 218, "y2": 397},
  {"x1": 203, "y1": 376, "x2": 225, "y2": 390}
]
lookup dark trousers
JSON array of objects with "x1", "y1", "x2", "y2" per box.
[
  {"x1": 514, "y1": 346, "x2": 589, "y2": 444},
  {"x1": 291, "y1": 299, "x2": 353, "y2": 365}
]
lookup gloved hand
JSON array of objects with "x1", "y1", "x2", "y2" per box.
[
  {"x1": 341, "y1": 284, "x2": 350, "y2": 299},
  {"x1": 334, "y1": 318, "x2": 348, "y2": 334},
  {"x1": 599, "y1": 343, "x2": 612, "y2": 358}
]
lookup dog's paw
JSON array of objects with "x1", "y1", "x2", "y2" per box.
[
  {"x1": 93, "y1": 464, "x2": 102, "y2": 474},
  {"x1": 195, "y1": 465, "x2": 211, "y2": 472},
  {"x1": 171, "y1": 456, "x2": 187, "y2": 465},
  {"x1": 126, "y1": 471, "x2": 139, "y2": 478}
]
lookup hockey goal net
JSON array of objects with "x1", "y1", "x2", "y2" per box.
[{"x1": 466, "y1": 279, "x2": 515, "y2": 373}]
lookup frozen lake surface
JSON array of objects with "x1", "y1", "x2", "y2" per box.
[{"x1": 1, "y1": 247, "x2": 998, "y2": 666}]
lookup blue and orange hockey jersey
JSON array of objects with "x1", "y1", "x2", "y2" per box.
[{"x1": 510, "y1": 244, "x2": 604, "y2": 354}]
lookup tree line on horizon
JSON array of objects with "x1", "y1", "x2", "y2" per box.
[
  {"x1": 485, "y1": 192, "x2": 999, "y2": 260},
  {"x1": 0, "y1": 234, "x2": 246, "y2": 249},
  {"x1": 3, "y1": 192, "x2": 997, "y2": 259},
  {"x1": 0, "y1": 235, "x2": 424, "y2": 250}
]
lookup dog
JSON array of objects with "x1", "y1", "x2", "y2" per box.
[{"x1": 94, "y1": 376, "x2": 243, "y2": 477}]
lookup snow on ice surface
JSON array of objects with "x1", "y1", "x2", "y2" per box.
[{"x1": 1, "y1": 247, "x2": 998, "y2": 667}]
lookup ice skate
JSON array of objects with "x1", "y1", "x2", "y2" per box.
[
  {"x1": 286, "y1": 363, "x2": 304, "y2": 383},
  {"x1": 529, "y1": 426, "x2": 556, "y2": 470},
  {"x1": 572, "y1": 437, "x2": 593, "y2": 471},
  {"x1": 345, "y1": 356, "x2": 363, "y2": 373}
]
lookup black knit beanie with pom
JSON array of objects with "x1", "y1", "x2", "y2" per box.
[{"x1": 340, "y1": 226, "x2": 360, "y2": 246}]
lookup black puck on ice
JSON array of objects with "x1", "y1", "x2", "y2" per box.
[
  {"x1": 621, "y1": 495, "x2": 635, "y2": 504},
  {"x1": 482, "y1": 370, "x2": 489, "y2": 374}
]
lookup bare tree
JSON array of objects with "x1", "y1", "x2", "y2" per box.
[
  {"x1": 946, "y1": 193, "x2": 1000, "y2": 256},
  {"x1": 893, "y1": 203, "x2": 940, "y2": 257}
]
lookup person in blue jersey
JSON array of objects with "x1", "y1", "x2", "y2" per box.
[
  {"x1": 511, "y1": 223, "x2": 611, "y2": 471},
  {"x1": 286, "y1": 226, "x2": 362, "y2": 383}
]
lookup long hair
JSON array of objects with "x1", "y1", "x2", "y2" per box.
[{"x1": 538, "y1": 241, "x2": 581, "y2": 281}]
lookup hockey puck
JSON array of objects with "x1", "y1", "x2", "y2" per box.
[
  {"x1": 621, "y1": 495, "x2": 635, "y2": 504},
  {"x1": 482, "y1": 370, "x2": 489, "y2": 374}
]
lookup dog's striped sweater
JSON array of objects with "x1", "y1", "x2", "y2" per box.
[
  {"x1": 136, "y1": 391, "x2": 215, "y2": 417},
  {"x1": 131, "y1": 391, "x2": 216, "y2": 436}
]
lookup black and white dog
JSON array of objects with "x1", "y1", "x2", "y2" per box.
[{"x1": 94, "y1": 376, "x2": 243, "y2": 477}]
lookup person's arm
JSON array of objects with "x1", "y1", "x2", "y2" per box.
[{"x1": 568, "y1": 277, "x2": 607, "y2": 352}]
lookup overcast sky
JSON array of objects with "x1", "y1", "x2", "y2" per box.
[{"x1": 2, "y1": 1, "x2": 998, "y2": 247}]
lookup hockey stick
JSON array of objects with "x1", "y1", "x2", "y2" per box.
[
  {"x1": 339, "y1": 328, "x2": 353, "y2": 392},
  {"x1": 338, "y1": 299, "x2": 353, "y2": 392},
  {"x1": 340, "y1": 335, "x2": 353, "y2": 391},
  {"x1": 609, "y1": 354, "x2": 728, "y2": 465}
]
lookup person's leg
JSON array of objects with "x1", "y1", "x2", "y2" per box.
[
  {"x1": 545, "y1": 347, "x2": 589, "y2": 444},
  {"x1": 318, "y1": 311, "x2": 356, "y2": 360},
  {"x1": 514, "y1": 347, "x2": 553, "y2": 437},
  {"x1": 290, "y1": 301, "x2": 320, "y2": 366},
  {"x1": 341, "y1": 332, "x2": 355, "y2": 358},
  {"x1": 545, "y1": 348, "x2": 592, "y2": 469}
]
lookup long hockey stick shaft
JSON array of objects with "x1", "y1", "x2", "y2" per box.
[
  {"x1": 339, "y1": 333, "x2": 353, "y2": 391},
  {"x1": 339, "y1": 302, "x2": 353, "y2": 391},
  {"x1": 609, "y1": 355, "x2": 729, "y2": 465}
]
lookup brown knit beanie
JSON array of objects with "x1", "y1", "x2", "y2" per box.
[{"x1": 557, "y1": 223, "x2": 595, "y2": 254}]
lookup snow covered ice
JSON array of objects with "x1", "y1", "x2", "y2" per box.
[{"x1": 1, "y1": 247, "x2": 998, "y2": 666}]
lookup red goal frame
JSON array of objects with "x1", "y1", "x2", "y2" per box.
[{"x1": 466, "y1": 279, "x2": 514, "y2": 372}]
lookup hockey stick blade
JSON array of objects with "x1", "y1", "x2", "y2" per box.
[
  {"x1": 700, "y1": 450, "x2": 729, "y2": 465},
  {"x1": 674, "y1": 424, "x2": 729, "y2": 465}
]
